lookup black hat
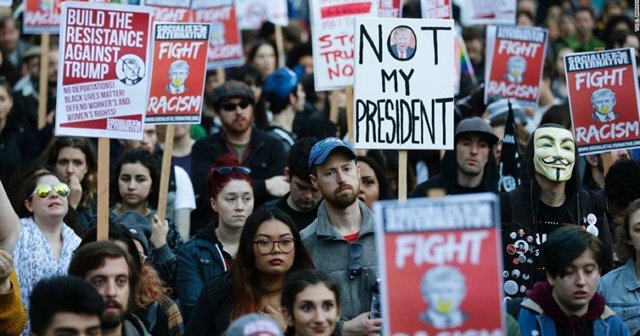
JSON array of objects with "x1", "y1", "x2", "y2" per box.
[{"x1": 455, "y1": 117, "x2": 499, "y2": 145}]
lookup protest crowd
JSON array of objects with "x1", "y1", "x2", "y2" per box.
[{"x1": 1, "y1": 0, "x2": 640, "y2": 335}]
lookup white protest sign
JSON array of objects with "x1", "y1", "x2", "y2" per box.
[
  {"x1": 310, "y1": 0, "x2": 379, "y2": 91},
  {"x1": 55, "y1": 2, "x2": 152, "y2": 140},
  {"x1": 354, "y1": 18, "x2": 455, "y2": 150},
  {"x1": 460, "y1": 0, "x2": 516, "y2": 26},
  {"x1": 236, "y1": 0, "x2": 289, "y2": 29}
]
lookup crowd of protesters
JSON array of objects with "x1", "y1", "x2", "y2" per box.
[{"x1": 0, "y1": 0, "x2": 639, "y2": 335}]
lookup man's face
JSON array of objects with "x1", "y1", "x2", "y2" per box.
[
  {"x1": 395, "y1": 31, "x2": 410, "y2": 52},
  {"x1": 533, "y1": 127, "x2": 576, "y2": 182},
  {"x1": 456, "y1": 134, "x2": 490, "y2": 177},
  {"x1": 548, "y1": 249, "x2": 600, "y2": 316},
  {"x1": 575, "y1": 10, "x2": 594, "y2": 38},
  {"x1": 169, "y1": 66, "x2": 188, "y2": 87},
  {"x1": 311, "y1": 151, "x2": 360, "y2": 210},
  {"x1": 122, "y1": 125, "x2": 156, "y2": 153},
  {"x1": 591, "y1": 92, "x2": 616, "y2": 115},
  {"x1": 0, "y1": 20, "x2": 19, "y2": 53},
  {"x1": 84, "y1": 257, "x2": 130, "y2": 330},
  {"x1": 217, "y1": 97, "x2": 254, "y2": 137},
  {"x1": 423, "y1": 280, "x2": 466, "y2": 315},
  {"x1": 39, "y1": 312, "x2": 101, "y2": 336},
  {"x1": 289, "y1": 175, "x2": 322, "y2": 212}
]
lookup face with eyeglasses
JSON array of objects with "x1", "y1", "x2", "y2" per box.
[
  {"x1": 217, "y1": 97, "x2": 254, "y2": 137},
  {"x1": 25, "y1": 174, "x2": 69, "y2": 219},
  {"x1": 253, "y1": 219, "x2": 296, "y2": 275}
]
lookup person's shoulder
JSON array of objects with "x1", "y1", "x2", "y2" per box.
[{"x1": 300, "y1": 221, "x2": 318, "y2": 240}]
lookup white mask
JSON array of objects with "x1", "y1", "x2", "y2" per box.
[{"x1": 533, "y1": 127, "x2": 576, "y2": 182}]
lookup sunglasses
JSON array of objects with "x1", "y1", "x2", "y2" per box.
[
  {"x1": 30, "y1": 183, "x2": 70, "y2": 199},
  {"x1": 221, "y1": 99, "x2": 251, "y2": 112},
  {"x1": 215, "y1": 166, "x2": 252, "y2": 175},
  {"x1": 349, "y1": 243, "x2": 363, "y2": 279}
]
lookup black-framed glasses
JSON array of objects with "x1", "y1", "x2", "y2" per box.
[
  {"x1": 254, "y1": 238, "x2": 296, "y2": 255},
  {"x1": 30, "y1": 183, "x2": 71, "y2": 199},
  {"x1": 349, "y1": 243, "x2": 363, "y2": 279},
  {"x1": 215, "y1": 166, "x2": 252, "y2": 175},
  {"x1": 221, "y1": 99, "x2": 251, "y2": 112}
]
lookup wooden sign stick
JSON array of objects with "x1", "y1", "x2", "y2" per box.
[
  {"x1": 156, "y1": 124, "x2": 175, "y2": 220},
  {"x1": 97, "y1": 138, "x2": 110, "y2": 241},
  {"x1": 37, "y1": 33, "x2": 50, "y2": 130}
]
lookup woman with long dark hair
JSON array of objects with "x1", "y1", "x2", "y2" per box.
[{"x1": 186, "y1": 207, "x2": 315, "y2": 335}]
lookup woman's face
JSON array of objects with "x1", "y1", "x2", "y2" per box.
[
  {"x1": 0, "y1": 86, "x2": 13, "y2": 121},
  {"x1": 56, "y1": 147, "x2": 88, "y2": 184},
  {"x1": 253, "y1": 219, "x2": 295, "y2": 276},
  {"x1": 211, "y1": 179, "x2": 254, "y2": 229},
  {"x1": 358, "y1": 162, "x2": 380, "y2": 209},
  {"x1": 118, "y1": 162, "x2": 152, "y2": 208},
  {"x1": 252, "y1": 44, "x2": 276, "y2": 78},
  {"x1": 25, "y1": 174, "x2": 69, "y2": 219},
  {"x1": 628, "y1": 209, "x2": 640, "y2": 257},
  {"x1": 285, "y1": 283, "x2": 339, "y2": 336}
]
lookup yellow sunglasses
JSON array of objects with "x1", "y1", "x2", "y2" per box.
[{"x1": 30, "y1": 183, "x2": 71, "y2": 199}]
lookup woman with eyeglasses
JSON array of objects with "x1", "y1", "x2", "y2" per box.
[
  {"x1": 186, "y1": 207, "x2": 315, "y2": 335},
  {"x1": 40, "y1": 137, "x2": 98, "y2": 233},
  {"x1": 281, "y1": 270, "x2": 341, "y2": 336},
  {"x1": 0, "y1": 170, "x2": 81, "y2": 316},
  {"x1": 177, "y1": 154, "x2": 255, "y2": 322}
]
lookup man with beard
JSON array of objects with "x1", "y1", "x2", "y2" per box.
[
  {"x1": 301, "y1": 137, "x2": 382, "y2": 335},
  {"x1": 263, "y1": 137, "x2": 322, "y2": 231},
  {"x1": 500, "y1": 124, "x2": 613, "y2": 300},
  {"x1": 69, "y1": 241, "x2": 150, "y2": 336},
  {"x1": 191, "y1": 80, "x2": 289, "y2": 232},
  {"x1": 410, "y1": 117, "x2": 499, "y2": 198}
]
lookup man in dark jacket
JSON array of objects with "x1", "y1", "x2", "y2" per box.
[
  {"x1": 501, "y1": 124, "x2": 613, "y2": 299},
  {"x1": 190, "y1": 80, "x2": 289, "y2": 232},
  {"x1": 410, "y1": 117, "x2": 499, "y2": 198}
]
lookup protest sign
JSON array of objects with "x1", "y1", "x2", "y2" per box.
[
  {"x1": 354, "y1": 18, "x2": 455, "y2": 150},
  {"x1": 192, "y1": 0, "x2": 244, "y2": 69},
  {"x1": 55, "y1": 2, "x2": 152, "y2": 140},
  {"x1": 420, "y1": 0, "x2": 451, "y2": 19},
  {"x1": 142, "y1": 0, "x2": 193, "y2": 22},
  {"x1": 379, "y1": 0, "x2": 402, "y2": 18},
  {"x1": 236, "y1": 0, "x2": 288, "y2": 30},
  {"x1": 146, "y1": 23, "x2": 210, "y2": 124},
  {"x1": 310, "y1": 0, "x2": 379, "y2": 91},
  {"x1": 485, "y1": 25, "x2": 548, "y2": 109},
  {"x1": 565, "y1": 48, "x2": 640, "y2": 155},
  {"x1": 375, "y1": 193, "x2": 504, "y2": 336},
  {"x1": 459, "y1": 0, "x2": 515, "y2": 26},
  {"x1": 24, "y1": 0, "x2": 62, "y2": 33}
]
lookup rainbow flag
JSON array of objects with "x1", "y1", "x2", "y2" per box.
[{"x1": 454, "y1": 33, "x2": 477, "y2": 94}]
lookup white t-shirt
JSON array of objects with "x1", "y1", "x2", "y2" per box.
[{"x1": 174, "y1": 165, "x2": 196, "y2": 210}]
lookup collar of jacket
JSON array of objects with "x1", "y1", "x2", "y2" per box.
[{"x1": 314, "y1": 201, "x2": 375, "y2": 240}]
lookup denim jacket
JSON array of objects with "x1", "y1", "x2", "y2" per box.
[
  {"x1": 517, "y1": 298, "x2": 630, "y2": 336},
  {"x1": 599, "y1": 260, "x2": 640, "y2": 335}
]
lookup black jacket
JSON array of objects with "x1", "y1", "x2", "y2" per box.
[
  {"x1": 190, "y1": 128, "x2": 287, "y2": 232},
  {"x1": 184, "y1": 274, "x2": 233, "y2": 336}
]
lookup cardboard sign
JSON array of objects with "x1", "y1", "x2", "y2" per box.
[
  {"x1": 375, "y1": 193, "x2": 504, "y2": 336},
  {"x1": 378, "y1": 0, "x2": 402, "y2": 18},
  {"x1": 24, "y1": 0, "x2": 63, "y2": 33},
  {"x1": 460, "y1": 0, "x2": 515, "y2": 26},
  {"x1": 354, "y1": 18, "x2": 455, "y2": 150},
  {"x1": 310, "y1": 0, "x2": 379, "y2": 91},
  {"x1": 420, "y1": 0, "x2": 451, "y2": 19},
  {"x1": 236, "y1": 0, "x2": 289, "y2": 29},
  {"x1": 146, "y1": 23, "x2": 210, "y2": 124},
  {"x1": 55, "y1": 2, "x2": 152, "y2": 140},
  {"x1": 565, "y1": 48, "x2": 640, "y2": 155},
  {"x1": 485, "y1": 26, "x2": 548, "y2": 109},
  {"x1": 192, "y1": 0, "x2": 244, "y2": 69},
  {"x1": 142, "y1": 0, "x2": 193, "y2": 23}
]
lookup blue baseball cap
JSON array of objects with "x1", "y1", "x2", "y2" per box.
[
  {"x1": 308, "y1": 137, "x2": 356, "y2": 169},
  {"x1": 261, "y1": 66, "x2": 303, "y2": 106}
]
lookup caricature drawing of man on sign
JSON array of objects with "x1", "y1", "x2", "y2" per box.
[
  {"x1": 590, "y1": 88, "x2": 620, "y2": 122},
  {"x1": 505, "y1": 55, "x2": 526, "y2": 83},
  {"x1": 420, "y1": 265, "x2": 469, "y2": 329},
  {"x1": 117, "y1": 55, "x2": 145, "y2": 86},
  {"x1": 166, "y1": 59, "x2": 189, "y2": 94}
]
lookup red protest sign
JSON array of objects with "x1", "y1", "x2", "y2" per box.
[
  {"x1": 192, "y1": 1, "x2": 244, "y2": 69},
  {"x1": 565, "y1": 48, "x2": 640, "y2": 155},
  {"x1": 485, "y1": 26, "x2": 548, "y2": 109},
  {"x1": 421, "y1": 0, "x2": 451, "y2": 19},
  {"x1": 142, "y1": 0, "x2": 194, "y2": 23},
  {"x1": 146, "y1": 23, "x2": 210, "y2": 124},
  {"x1": 378, "y1": 0, "x2": 402, "y2": 18},
  {"x1": 375, "y1": 194, "x2": 504, "y2": 336},
  {"x1": 55, "y1": 2, "x2": 152, "y2": 140}
]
